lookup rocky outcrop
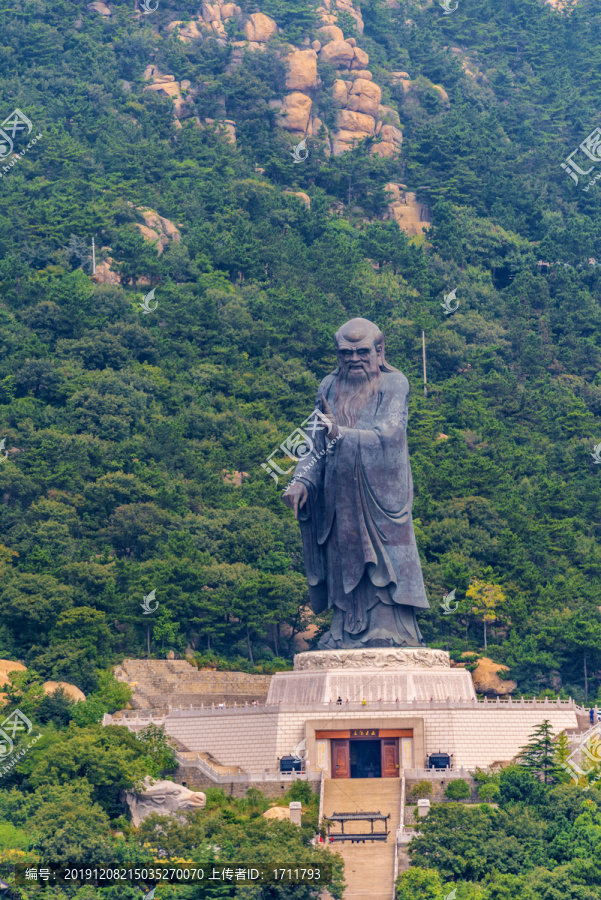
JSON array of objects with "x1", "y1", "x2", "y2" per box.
[
  {"x1": 166, "y1": 20, "x2": 204, "y2": 41},
  {"x1": 136, "y1": 208, "x2": 181, "y2": 254},
  {"x1": 43, "y1": 681, "x2": 86, "y2": 702},
  {"x1": 318, "y1": 24, "x2": 344, "y2": 42},
  {"x1": 0, "y1": 660, "x2": 26, "y2": 686},
  {"x1": 151, "y1": 0, "x2": 402, "y2": 159},
  {"x1": 263, "y1": 806, "x2": 291, "y2": 820},
  {"x1": 346, "y1": 78, "x2": 382, "y2": 116},
  {"x1": 143, "y1": 66, "x2": 190, "y2": 117},
  {"x1": 320, "y1": 39, "x2": 354, "y2": 67},
  {"x1": 384, "y1": 183, "x2": 431, "y2": 236},
  {"x1": 283, "y1": 190, "x2": 311, "y2": 209},
  {"x1": 87, "y1": 1, "x2": 111, "y2": 14},
  {"x1": 92, "y1": 257, "x2": 121, "y2": 285},
  {"x1": 243, "y1": 12, "x2": 277, "y2": 41},
  {"x1": 277, "y1": 92, "x2": 313, "y2": 135},
  {"x1": 470, "y1": 657, "x2": 517, "y2": 697},
  {"x1": 286, "y1": 50, "x2": 318, "y2": 91}
]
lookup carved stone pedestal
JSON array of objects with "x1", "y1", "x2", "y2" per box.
[{"x1": 266, "y1": 647, "x2": 475, "y2": 705}]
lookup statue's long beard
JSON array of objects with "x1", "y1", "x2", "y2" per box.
[{"x1": 334, "y1": 368, "x2": 380, "y2": 427}]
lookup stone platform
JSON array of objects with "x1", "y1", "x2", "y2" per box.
[{"x1": 267, "y1": 647, "x2": 476, "y2": 705}]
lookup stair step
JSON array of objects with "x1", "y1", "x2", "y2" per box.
[{"x1": 322, "y1": 779, "x2": 401, "y2": 900}]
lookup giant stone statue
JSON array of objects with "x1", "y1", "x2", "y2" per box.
[{"x1": 283, "y1": 318, "x2": 429, "y2": 650}]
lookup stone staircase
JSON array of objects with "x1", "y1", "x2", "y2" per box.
[
  {"x1": 322, "y1": 779, "x2": 402, "y2": 900},
  {"x1": 114, "y1": 659, "x2": 271, "y2": 709}
]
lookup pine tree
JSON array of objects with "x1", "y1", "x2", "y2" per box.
[{"x1": 518, "y1": 719, "x2": 558, "y2": 785}]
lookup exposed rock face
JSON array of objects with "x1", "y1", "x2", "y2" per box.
[
  {"x1": 263, "y1": 806, "x2": 291, "y2": 820},
  {"x1": 87, "y1": 1, "x2": 111, "y2": 14},
  {"x1": 202, "y1": 2, "x2": 220, "y2": 21},
  {"x1": 91, "y1": 257, "x2": 121, "y2": 285},
  {"x1": 243, "y1": 12, "x2": 277, "y2": 42},
  {"x1": 43, "y1": 681, "x2": 86, "y2": 702},
  {"x1": 320, "y1": 39, "x2": 354, "y2": 67},
  {"x1": 380, "y1": 123, "x2": 403, "y2": 145},
  {"x1": 351, "y1": 46, "x2": 369, "y2": 70},
  {"x1": 347, "y1": 78, "x2": 382, "y2": 116},
  {"x1": 284, "y1": 190, "x2": 311, "y2": 209},
  {"x1": 277, "y1": 92, "x2": 312, "y2": 135},
  {"x1": 166, "y1": 20, "x2": 204, "y2": 41},
  {"x1": 336, "y1": 109, "x2": 376, "y2": 134},
  {"x1": 136, "y1": 208, "x2": 181, "y2": 254},
  {"x1": 317, "y1": 24, "x2": 344, "y2": 42},
  {"x1": 0, "y1": 660, "x2": 27, "y2": 686},
  {"x1": 201, "y1": 118, "x2": 236, "y2": 144},
  {"x1": 385, "y1": 183, "x2": 431, "y2": 236},
  {"x1": 126, "y1": 777, "x2": 206, "y2": 827},
  {"x1": 471, "y1": 657, "x2": 517, "y2": 696},
  {"x1": 143, "y1": 66, "x2": 191, "y2": 117},
  {"x1": 286, "y1": 50, "x2": 318, "y2": 91}
]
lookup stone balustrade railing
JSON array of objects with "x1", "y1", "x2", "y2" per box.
[{"x1": 103, "y1": 696, "x2": 586, "y2": 724}]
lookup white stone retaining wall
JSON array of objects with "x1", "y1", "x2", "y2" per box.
[{"x1": 107, "y1": 702, "x2": 580, "y2": 773}]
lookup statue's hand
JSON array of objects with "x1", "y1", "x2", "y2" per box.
[{"x1": 283, "y1": 482, "x2": 308, "y2": 518}]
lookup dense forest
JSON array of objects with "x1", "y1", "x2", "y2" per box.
[{"x1": 2, "y1": 0, "x2": 601, "y2": 896}]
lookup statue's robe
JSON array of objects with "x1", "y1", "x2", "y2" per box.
[{"x1": 293, "y1": 368, "x2": 429, "y2": 649}]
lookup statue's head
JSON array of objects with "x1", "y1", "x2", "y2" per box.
[{"x1": 334, "y1": 318, "x2": 395, "y2": 382}]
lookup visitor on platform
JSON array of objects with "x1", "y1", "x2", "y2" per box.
[{"x1": 337, "y1": 696, "x2": 342, "y2": 705}]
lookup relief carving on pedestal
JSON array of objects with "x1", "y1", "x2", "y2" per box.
[{"x1": 294, "y1": 647, "x2": 450, "y2": 671}]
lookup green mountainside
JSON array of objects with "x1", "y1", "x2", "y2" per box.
[{"x1": 1, "y1": 0, "x2": 601, "y2": 707}]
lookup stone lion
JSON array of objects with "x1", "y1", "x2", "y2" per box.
[{"x1": 125, "y1": 777, "x2": 206, "y2": 826}]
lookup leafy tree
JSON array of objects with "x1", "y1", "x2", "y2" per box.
[
  {"x1": 395, "y1": 867, "x2": 445, "y2": 900},
  {"x1": 136, "y1": 724, "x2": 178, "y2": 775},
  {"x1": 466, "y1": 578, "x2": 507, "y2": 650}
]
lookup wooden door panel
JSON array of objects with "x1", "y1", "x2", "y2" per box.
[
  {"x1": 382, "y1": 738, "x2": 399, "y2": 778},
  {"x1": 332, "y1": 739, "x2": 350, "y2": 778}
]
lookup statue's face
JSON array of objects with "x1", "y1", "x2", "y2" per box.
[{"x1": 336, "y1": 337, "x2": 382, "y2": 379}]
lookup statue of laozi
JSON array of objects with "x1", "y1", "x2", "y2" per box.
[{"x1": 283, "y1": 318, "x2": 429, "y2": 650}]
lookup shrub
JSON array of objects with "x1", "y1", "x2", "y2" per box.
[
  {"x1": 285, "y1": 781, "x2": 315, "y2": 805},
  {"x1": 444, "y1": 779, "x2": 470, "y2": 800},
  {"x1": 411, "y1": 780, "x2": 433, "y2": 800},
  {"x1": 478, "y1": 782, "x2": 500, "y2": 802}
]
